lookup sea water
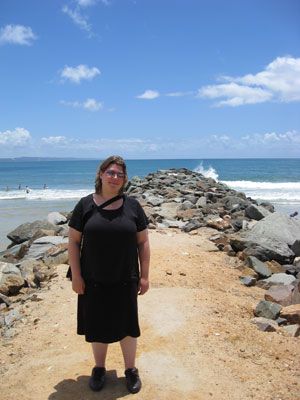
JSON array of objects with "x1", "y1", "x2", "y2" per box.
[{"x1": 0, "y1": 158, "x2": 299, "y2": 250}]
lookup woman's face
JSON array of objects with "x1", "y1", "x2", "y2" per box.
[{"x1": 100, "y1": 163, "x2": 125, "y2": 193}]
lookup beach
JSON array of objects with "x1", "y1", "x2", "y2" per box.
[
  {"x1": 1, "y1": 229, "x2": 299, "y2": 400},
  {"x1": 1, "y1": 166, "x2": 300, "y2": 399}
]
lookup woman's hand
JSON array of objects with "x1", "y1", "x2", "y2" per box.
[
  {"x1": 138, "y1": 277, "x2": 149, "y2": 295},
  {"x1": 72, "y1": 275, "x2": 85, "y2": 294}
]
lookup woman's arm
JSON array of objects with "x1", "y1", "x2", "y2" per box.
[
  {"x1": 68, "y1": 227, "x2": 85, "y2": 294},
  {"x1": 136, "y1": 228, "x2": 150, "y2": 295}
]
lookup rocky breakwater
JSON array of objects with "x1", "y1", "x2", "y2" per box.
[
  {"x1": 0, "y1": 212, "x2": 70, "y2": 339},
  {"x1": 1, "y1": 168, "x2": 299, "y2": 339},
  {"x1": 127, "y1": 168, "x2": 300, "y2": 337}
]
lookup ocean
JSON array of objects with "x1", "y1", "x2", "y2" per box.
[{"x1": 0, "y1": 158, "x2": 299, "y2": 250}]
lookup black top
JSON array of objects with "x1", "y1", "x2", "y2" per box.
[{"x1": 68, "y1": 194, "x2": 148, "y2": 283}]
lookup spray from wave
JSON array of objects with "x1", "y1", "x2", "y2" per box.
[{"x1": 194, "y1": 163, "x2": 219, "y2": 181}]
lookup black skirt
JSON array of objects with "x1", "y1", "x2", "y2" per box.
[{"x1": 77, "y1": 280, "x2": 140, "y2": 343}]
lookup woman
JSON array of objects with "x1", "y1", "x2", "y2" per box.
[{"x1": 68, "y1": 155, "x2": 150, "y2": 394}]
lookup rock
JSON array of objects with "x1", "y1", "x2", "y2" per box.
[
  {"x1": 291, "y1": 240, "x2": 300, "y2": 257},
  {"x1": 145, "y1": 195, "x2": 164, "y2": 207},
  {"x1": 265, "y1": 260, "x2": 285, "y2": 274},
  {"x1": 259, "y1": 202, "x2": 275, "y2": 213},
  {"x1": 258, "y1": 273, "x2": 296, "y2": 289},
  {"x1": 0, "y1": 274, "x2": 25, "y2": 295},
  {"x1": 222, "y1": 195, "x2": 249, "y2": 210},
  {"x1": 29, "y1": 229, "x2": 56, "y2": 245},
  {"x1": 246, "y1": 256, "x2": 272, "y2": 278},
  {"x1": 179, "y1": 200, "x2": 194, "y2": 211},
  {"x1": 156, "y1": 202, "x2": 179, "y2": 220},
  {"x1": 43, "y1": 243, "x2": 68, "y2": 266},
  {"x1": 238, "y1": 266, "x2": 259, "y2": 279},
  {"x1": 247, "y1": 212, "x2": 300, "y2": 246},
  {"x1": 230, "y1": 235, "x2": 295, "y2": 264},
  {"x1": 196, "y1": 196, "x2": 207, "y2": 207},
  {"x1": 7, "y1": 220, "x2": 58, "y2": 245},
  {"x1": 264, "y1": 285, "x2": 295, "y2": 306},
  {"x1": 162, "y1": 219, "x2": 185, "y2": 229},
  {"x1": 282, "y1": 324, "x2": 300, "y2": 337},
  {"x1": 240, "y1": 276, "x2": 257, "y2": 287},
  {"x1": 182, "y1": 220, "x2": 203, "y2": 233},
  {"x1": 0, "y1": 292, "x2": 12, "y2": 306},
  {"x1": 56, "y1": 224, "x2": 69, "y2": 237},
  {"x1": 281, "y1": 264, "x2": 300, "y2": 276},
  {"x1": 177, "y1": 209, "x2": 202, "y2": 221},
  {"x1": 24, "y1": 236, "x2": 68, "y2": 260},
  {"x1": 251, "y1": 317, "x2": 278, "y2": 332},
  {"x1": 17, "y1": 259, "x2": 42, "y2": 287},
  {"x1": 275, "y1": 317, "x2": 288, "y2": 326},
  {"x1": 280, "y1": 304, "x2": 300, "y2": 324},
  {"x1": 294, "y1": 256, "x2": 300, "y2": 268},
  {"x1": 206, "y1": 217, "x2": 232, "y2": 231},
  {"x1": 254, "y1": 300, "x2": 282, "y2": 320},
  {"x1": 4, "y1": 308, "x2": 22, "y2": 327},
  {"x1": 245, "y1": 205, "x2": 270, "y2": 221},
  {"x1": 47, "y1": 212, "x2": 67, "y2": 225}
]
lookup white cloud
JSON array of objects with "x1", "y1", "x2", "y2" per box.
[
  {"x1": 241, "y1": 130, "x2": 300, "y2": 145},
  {"x1": 0, "y1": 24, "x2": 37, "y2": 46},
  {"x1": 41, "y1": 136, "x2": 68, "y2": 145},
  {"x1": 165, "y1": 91, "x2": 194, "y2": 97},
  {"x1": 136, "y1": 90, "x2": 160, "y2": 100},
  {"x1": 60, "y1": 64, "x2": 100, "y2": 83},
  {"x1": 0, "y1": 128, "x2": 31, "y2": 146},
  {"x1": 60, "y1": 98, "x2": 103, "y2": 111},
  {"x1": 62, "y1": 5, "x2": 91, "y2": 33},
  {"x1": 199, "y1": 56, "x2": 300, "y2": 106},
  {"x1": 83, "y1": 98, "x2": 103, "y2": 111},
  {"x1": 200, "y1": 82, "x2": 272, "y2": 106}
]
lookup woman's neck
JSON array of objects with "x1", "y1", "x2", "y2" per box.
[{"x1": 98, "y1": 189, "x2": 120, "y2": 201}]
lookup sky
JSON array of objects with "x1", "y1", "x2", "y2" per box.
[{"x1": 0, "y1": 0, "x2": 299, "y2": 159}]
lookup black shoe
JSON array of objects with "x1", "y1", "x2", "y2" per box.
[
  {"x1": 125, "y1": 367, "x2": 142, "y2": 394},
  {"x1": 89, "y1": 366, "x2": 106, "y2": 391}
]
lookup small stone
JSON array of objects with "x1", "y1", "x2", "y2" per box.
[
  {"x1": 282, "y1": 324, "x2": 300, "y2": 337},
  {"x1": 280, "y1": 304, "x2": 300, "y2": 324},
  {"x1": 247, "y1": 256, "x2": 272, "y2": 278},
  {"x1": 166, "y1": 270, "x2": 172, "y2": 275},
  {"x1": 251, "y1": 317, "x2": 278, "y2": 332},
  {"x1": 240, "y1": 276, "x2": 256, "y2": 287},
  {"x1": 254, "y1": 300, "x2": 282, "y2": 320}
]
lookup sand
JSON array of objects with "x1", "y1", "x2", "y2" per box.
[{"x1": 0, "y1": 228, "x2": 299, "y2": 400}]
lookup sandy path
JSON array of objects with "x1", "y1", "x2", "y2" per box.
[{"x1": 1, "y1": 229, "x2": 299, "y2": 399}]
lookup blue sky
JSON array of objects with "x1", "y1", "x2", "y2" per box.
[{"x1": 0, "y1": 0, "x2": 299, "y2": 158}]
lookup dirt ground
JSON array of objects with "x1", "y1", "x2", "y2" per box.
[{"x1": 0, "y1": 228, "x2": 299, "y2": 400}]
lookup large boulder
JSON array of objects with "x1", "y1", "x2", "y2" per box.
[
  {"x1": 24, "y1": 236, "x2": 68, "y2": 260},
  {"x1": 245, "y1": 205, "x2": 270, "y2": 221},
  {"x1": 7, "y1": 220, "x2": 58, "y2": 245},
  {"x1": 247, "y1": 213, "x2": 300, "y2": 246},
  {"x1": 231, "y1": 213, "x2": 300, "y2": 263}
]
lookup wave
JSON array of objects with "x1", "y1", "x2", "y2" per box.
[
  {"x1": 222, "y1": 181, "x2": 300, "y2": 190},
  {"x1": 194, "y1": 163, "x2": 219, "y2": 181},
  {"x1": 222, "y1": 180, "x2": 300, "y2": 203},
  {"x1": 0, "y1": 188, "x2": 92, "y2": 201}
]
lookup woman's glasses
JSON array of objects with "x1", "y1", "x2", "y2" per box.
[{"x1": 105, "y1": 169, "x2": 125, "y2": 179}]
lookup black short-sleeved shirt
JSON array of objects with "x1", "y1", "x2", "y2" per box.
[{"x1": 68, "y1": 194, "x2": 148, "y2": 284}]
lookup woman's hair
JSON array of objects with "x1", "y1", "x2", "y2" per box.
[{"x1": 95, "y1": 155, "x2": 128, "y2": 194}]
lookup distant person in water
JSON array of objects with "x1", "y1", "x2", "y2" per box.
[
  {"x1": 18, "y1": 184, "x2": 21, "y2": 190},
  {"x1": 25, "y1": 186, "x2": 30, "y2": 194},
  {"x1": 43, "y1": 184, "x2": 48, "y2": 189}
]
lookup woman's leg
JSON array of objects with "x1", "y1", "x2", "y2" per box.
[
  {"x1": 120, "y1": 336, "x2": 137, "y2": 369},
  {"x1": 91, "y1": 342, "x2": 109, "y2": 367}
]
